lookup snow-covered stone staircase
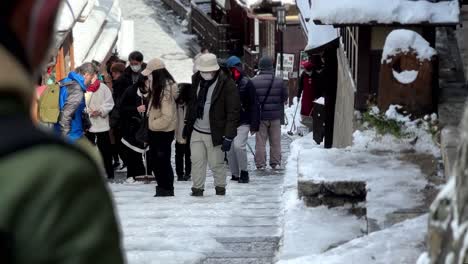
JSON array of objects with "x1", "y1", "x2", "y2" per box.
[{"x1": 111, "y1": 136, "x2": 290, "y2": 264}]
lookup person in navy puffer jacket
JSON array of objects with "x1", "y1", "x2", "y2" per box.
[{"x1": 251, "y1": 56, "x2": 288, "y2": 170}]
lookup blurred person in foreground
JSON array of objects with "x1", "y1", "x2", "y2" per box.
[{"x1": 0, "y1": 1, "x2": 125, "y2": 263}]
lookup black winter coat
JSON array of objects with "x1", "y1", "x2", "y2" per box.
[
  {"x1": 110, "y1": 75, "x2": 132, "y2": 128},
  {"x1": 237, "y1": 74, "x2": 259, "y2": 131},
  {"x1": 123, "y1": 63, "x2": 147, "y2": 85},
  {"x1": 252, "y1": 71, "x2": 288, "y2": 121},
  {"x1": 119, "y1": 84, "x2": 145, "y2": 149},
  {"x1": 186, "y1": 71, "x2": 241, "y2": 146}
]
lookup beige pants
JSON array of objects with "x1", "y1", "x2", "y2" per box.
[
  {"x1": 190, "y1": 130, "x2": 226, "y2": 189},
  {"x1": 255, "y1": 120, "x2": 282, "y2": 168}
]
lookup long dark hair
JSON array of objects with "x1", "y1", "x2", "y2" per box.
[{"x1": 150, "y1": 68, "x2": 175, "y2": 109}]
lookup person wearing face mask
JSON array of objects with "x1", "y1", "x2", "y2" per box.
[
  {"x1": 124, "y1": 51, "x2": 147, "y2": 84},
  {"x1": 55, "y1": 62, "x2": 98, "y2": 142},
  {"x1": 0, "y1": 1, "x2": 124, "y2": 263},
  {"x1": 184, "y1": 53, "x2": 241, "y2": 197},
  {"x1": 224, "y1": 56, "x2": 259, "y2": 184},
  {"x1": 297, "y1": 56, "x2": 323, "y2": 131}
]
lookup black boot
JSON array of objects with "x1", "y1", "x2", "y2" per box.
[
  {"x1": 215, "y1": 186, "x2": 226, "y2": 196},
  {"x1": 191, "y1": 188, "x2": 204, "y2": 197},
  {"x1": 177, "y1": 175, "x2": 184, "y2": 181},
  {"x1": 239, "y1": 171, "x2": 249, "y2": 183},
  {"x1": 154, "y1": 186, "x2": 175, "y2": 197},
  {"x1": 184, "y1": 174, "x2": 191, "y2": 181},
  {"x1": 231, "y1": 175, "x2": 240, "y2": 181}
]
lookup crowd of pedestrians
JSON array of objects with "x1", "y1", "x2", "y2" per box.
[{"x1": 36, "y1": 47, "x2": 288, "y2": 197}]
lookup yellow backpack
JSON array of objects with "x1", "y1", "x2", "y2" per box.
[{"x1": 38, "y1": 84, "x2": 60, "y2": 123}]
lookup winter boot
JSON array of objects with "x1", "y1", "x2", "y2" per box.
[
  {"x1": 238, "y1": 171, "x2": 249, "y2": 183},
  {"x1": 177, "y1": 175, "x2": 184, "y2": 181},
  {"x1": 215, "y1": 187, "x2": 226, "y2": 196},
  {"x1": 191, "y1": 188, "x2": 204, "y2": 197},
  {"x1": 231, "y1": 175, "x2": 240, "y2": 181},
  {"x1": 154, "y1": 186, "x2": 175, "y2": 197},
  {"x1": 184, "y1": 174, "x2": 191, "y2": 181}
]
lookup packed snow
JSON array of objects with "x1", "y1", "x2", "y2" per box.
[
  {"x1": 56, "y1": 0, "x2": 88, "y2": 32},
  {"x1": 314, "y1": 97, "x2": 325, "y2": 105},
  {"x1": 278, "y1": 133, "x2": 431, "y2": 263},
  {"x1": 84, "y1": 0, "x2": 122, "y2": 63},
  {"x1": 297, "y1": 0, "x2": 338, "y2": 51},
  {"x1": 280, "y1": 214, "x2": 428, "y2": 264},
  {"x1": 120, "y1": 0, "x2": 195, "y2": 83},
  {"x1": 382, "y1": 29, "x2": 437, "y2": 63},
  {"x1": 282, "y1": 97, "x2": 305, "y2": 135},
  {"x1": 297, "y1": 132, "x2": 428, "y2": 225},
  {"x1": 392, "y1": 70, "x2": 419, "y2": 84},
  {"x1": 73, "y1": 0, "x2": 116, "y2": 65},
  {"x1": 310, "y1": 0, "x2": 460, "y2": 25}
]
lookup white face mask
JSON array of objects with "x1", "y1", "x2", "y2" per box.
[
  {"x1": 131, "y1": 65, "x2": 142, "y2": 73},
  {"x1": 200, "y1": 72, "x2": 214, "y2": 81}
]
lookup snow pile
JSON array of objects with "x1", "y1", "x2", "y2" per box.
[
  {"x1": 310, "y1": 0, "x2": 460, "y2": 25},
  {"x1": 280, "y1": 214, "x2": 428, "y2": 264},
  {"x1": 297, "y1": 0, "x2": 338, "y2": 51},
  {"x1": 279, "y1": 135, "x2": 364, "y2": 261},
  {"x1": 84, "y1": 0, "x2": 122, "y2": 63},
  {"x1": 73, "y1": 0, "x2": 116, "y2": 65},
  {"x1": 116, "y1": 20, "x2": 135, "y2": 61},
  {"x1": 314, "y1": 97, "x2": 325, "y2": 105},
  {"x1": 120, "y1": 0, "x2": 195, "y2": 83},
  {"x1": 361, "y1": 105, "x2": 440, "y2": 156},
  {"x1": 382, "y1": 29, "x2": 437, "y2": 63},
  {"x1": 297, "y1": 135, "x2": 427, "y2": 225},
  {"x1": 393, "y1": 70, "x2": 419, "y2": 84},
  {"x1": 236, "y1": 0, "x2": 295, "y2": 9},
  {"x1": 56, "y1": 0, "x2": 88, "y2": 32},
  {"x1": 282, "y1": 97, "x2": 303, "y2": 135}
]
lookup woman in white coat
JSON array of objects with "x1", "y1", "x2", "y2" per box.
[{"x1": 86, "y1": 77, "x2": 115, "y2": 179}]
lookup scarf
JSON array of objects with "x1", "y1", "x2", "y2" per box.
[
  {"x1": 87, "y1": 80, "x2": 100, "y2": 92},
  {"x1": 196, "y1": 71, "x2": 219, "y2": 119}
]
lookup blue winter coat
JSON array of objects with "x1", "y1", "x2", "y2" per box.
[
  {"x1": 252, "y1": 71, "x2": 288, "y2": 121},
  {"x1": 55, "y1": 72, "x2": 87, "y2": 142}
]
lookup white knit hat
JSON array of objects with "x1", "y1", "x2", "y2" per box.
[{"x1": 196, "y1": 53, "x2": 220, "y2": 72}]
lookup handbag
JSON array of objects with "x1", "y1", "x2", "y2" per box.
[{"x1": 82, "y1": 92, "x2": 95, "y2": 132}]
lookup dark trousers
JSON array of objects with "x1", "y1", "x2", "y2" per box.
[
  {"x1": 175, "y1": 142, "x2": 191, "y2": 177},
  {"x1": 125, "y1": 147, "x2": 146, "y2": 179},
  {"x1": 113, "y1": 128, "x2": 128, "y2": 166},
  {"x1": 86, "y1": 131, "x2": 114, "y2": 179},
  {"x1": 149, "y1": 130, "x2": 175, "y2": 191}
]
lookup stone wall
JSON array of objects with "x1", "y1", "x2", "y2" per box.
[
  {"x1": 422, "y1": 106, "x2": 468, "y2": 264},
  {"x1": 332, "y1": 46, "x2": 356, "y2": 148}
]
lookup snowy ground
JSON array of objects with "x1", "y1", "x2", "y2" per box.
[
  {"x1": 277, "y1": 106, "x2": 438, "y2": 263},
  {"x1": 120, "y1": 0, "x2": 195, "y2": 83},
  {"x1": 110, "y1": 136, "x2": 289, "y2": 264}
]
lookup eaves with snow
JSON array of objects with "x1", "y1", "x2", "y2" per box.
[
  {"x1": 235, "y1": 0, "x2": 295, "y2": 10},
  {"x1": 297, "y1": 0, "x2": 338, "y2": 52},
  {"x1": 70, "y1": 0, "x2": 121, "y2": 66},
  {"x1": 309, "y1": 0, "x2": 460, "y2": 26}
]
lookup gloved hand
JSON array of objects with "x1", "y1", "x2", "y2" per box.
[{"x1": 221, "y1": 137, "x2": 233, "y2": 152}]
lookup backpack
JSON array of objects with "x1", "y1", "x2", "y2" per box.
[{"x1": 38, "y1": 83, "x2": 60, "y2": 123}]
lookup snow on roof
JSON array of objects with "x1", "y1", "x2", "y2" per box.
[
  {"x1": 297, "y1": 0, "x2": 338, "y2": 51},
  {"x1": 79, "y1": 0, "x2": 96, "y2": 21},
  {"x1": 73, "y1": 0, "x2": 117, "y2": 65},
  {"x1": 235, "y1": 0, "x2": 295, "y2": 10},
  {"x1": 84, "y1": 0, "x2": 122, "y2": 63},
  {"x1": 382, "y1": 29, "x2": 437, "y2": 63},
  {"x1": 56, "y1": 0, "x2": 88, "y2": 32},
  {"x1": 310, "y1": 0, "x2": 460, "y2": 25},
  {"x1": 116, "y1": 20, "x2": 135, "y2": 62}
]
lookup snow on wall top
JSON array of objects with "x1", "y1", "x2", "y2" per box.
[
  {"x1": 310, "y1": 0, "x2": 460, "y2": 25},
  {"x1": 297, "y1": 0, "x2": 338, "y2": 51},
  {"x1": 382, "y1": 29, "x2": 437, "y2": 63},
  {"x1": 236, "y1": 0, "x2": 295, "y2": 9},
  {"x1": 56, "y1": 0, "x2": 88, "y2": 32},
  {"x1": 73, "y1": 0, "x2": 118, "y2": 65}
]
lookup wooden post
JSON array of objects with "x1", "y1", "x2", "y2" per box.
[{"x1": 55, "y1": 47, "x2": 65, "y2": 81}]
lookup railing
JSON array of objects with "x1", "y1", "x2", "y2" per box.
[
  {"x1": 190, "y1": 3, "x2": 230, "y2": 58},
  {"x1": 339, "y1": 27, "x2": 359, "y2": 86},
  {"x1": 243, "y1": 45, "x2": 260, "y2": 77}
]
